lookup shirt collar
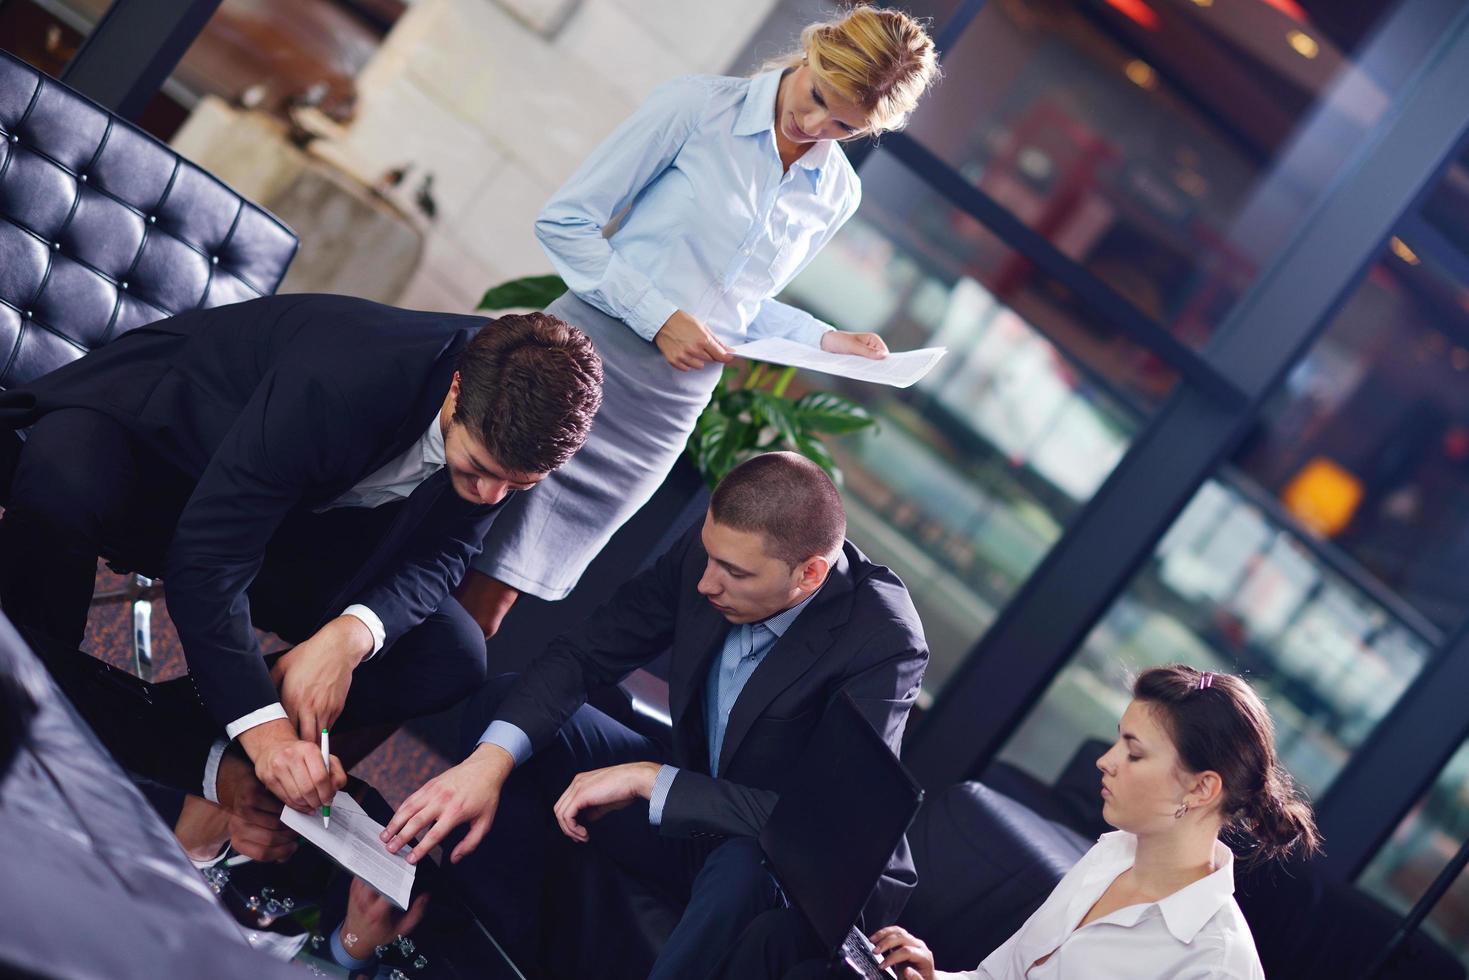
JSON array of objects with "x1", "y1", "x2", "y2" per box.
[
  {"x1": 733, "y1": 69, "x2": 783, "y2": 136},
  {"x1": 734, "y1": 69, "x2": 835, "y2": 188},
  {"x1": 424, "y1": 414, "x2": 447, "y2": 468},
  {"x1": 1154, "y1": 838, "x2": 1238, "y2": 944},
  {"x1": 757, "y1": 576, "x2": 825, "y2": 638},
  {"x1": 1083, "y1": 833, "x2": 1238, "y2": 944}
]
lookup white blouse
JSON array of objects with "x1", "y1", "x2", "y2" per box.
[{"x1": 938, "y1": 832, "x2": 1264, "y2": 980}]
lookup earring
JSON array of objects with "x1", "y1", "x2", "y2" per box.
[{"x1": 1174, "y1": 802, "x2": 1189, "y2": 820}]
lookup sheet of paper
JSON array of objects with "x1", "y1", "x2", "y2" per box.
[
  {"x1": 729, "y1": 337, "x2": 947, "y2": 388},
  {"x1": 281, "y1": 791, "x2": 415, "y2": 910}
]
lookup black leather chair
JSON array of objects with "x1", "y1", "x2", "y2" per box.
[
  {"x1": 0, "y1": 612, "x2": 301, "y2": 978},
  {"x1": 0, "y1": 48, "x2": 298, "y2": 677},
  {"x1": 898, "y1": 780, "x2": 1091, "y2": 972}
]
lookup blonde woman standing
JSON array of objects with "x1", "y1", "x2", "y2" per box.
[{"x1": 458, "y1": 6, "x2": 940, "y2": 635}]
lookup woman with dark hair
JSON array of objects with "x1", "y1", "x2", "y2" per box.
[{"x1": 721, "y1": 664, "x2": 1320, "y2": 979}]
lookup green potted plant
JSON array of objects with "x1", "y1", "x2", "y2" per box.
[{"x1": 479, "y1": 275, "x2": 876, "y2": 487}]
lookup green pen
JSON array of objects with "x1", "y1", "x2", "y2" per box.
[{"x1": 321, "y1": 728, "x2": 331, "y2": 830}]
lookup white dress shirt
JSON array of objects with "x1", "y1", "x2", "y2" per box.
[
  {"x1": 939, "y1": 832, "x2": 1264, "y2": 980},
  {"x1": 209, "y1": 417, "x2": 447, "y2": 786},
  {"x1": 535, "y1": 68, "x2": 860, "y2": 347}
]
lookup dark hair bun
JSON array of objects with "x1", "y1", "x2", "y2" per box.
[{"x1": 1134, "y1": 664, "x2": 1321, "y2": 866}]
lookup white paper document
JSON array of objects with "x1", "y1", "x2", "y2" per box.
[
  {"x1": 281, "y1": 791, "x2": 415, "y2": 910},
  {"x1": 729, "y1": 337, "x2": 947, "y2": 388}
]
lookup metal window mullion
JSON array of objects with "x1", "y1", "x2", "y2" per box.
[
  {"x1": 60, "y1": 0, "x2": 224, "y2": 120},
  {"x1": 881, "y1": 132, "x2": 1247, "y2": 408},
  {"x1": 1316, "y1": 619, "x2": 1469, "y2": 882}
]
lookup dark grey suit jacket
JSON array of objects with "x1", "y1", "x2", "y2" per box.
[{"x1": 495, "y1": 523, "x2": 929, "y2": 926}]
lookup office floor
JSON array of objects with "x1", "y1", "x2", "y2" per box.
[{"x1": 83, "y1": 563, "x2": 453, "y2": 809}]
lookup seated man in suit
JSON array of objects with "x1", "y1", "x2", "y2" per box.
[
  {"x1": 0, "y1": 294, "x2": 603, "y2": 830},
  {"x1": 381, "y1": 451, "x2": 929, "y2": 980}
]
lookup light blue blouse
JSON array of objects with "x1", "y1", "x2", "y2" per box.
[{"x1": 535, "y1": 69, "x2": 862, "y2": 347}]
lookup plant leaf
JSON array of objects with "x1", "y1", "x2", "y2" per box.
[
  {"x1": 477, "y1": 275, "x2": 568, "y2": 311},
  {"x1": 750, "y1": 391, "x2": 801, "y2": 449},
  {"x1": 687, "y1": 368, "x2": 868, "y2": 486},
  {"x1": 793, "y1": 391, "x2": 877, "y2": 435},
  {"x1": 795, "y1": 432, "x2": 837, "y2": 478}
]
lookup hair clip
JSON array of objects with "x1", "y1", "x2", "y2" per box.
[{"x1": 1198, "y1": 672, "x2": 1215, "y2": 691}]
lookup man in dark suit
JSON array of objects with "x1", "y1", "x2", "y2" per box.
[
  {"x1": 382, "y1": 451, "x2": 929, "y2": 980},
  {"x1": 0, "y1": 293, "x2": 603, "y2": 819}
]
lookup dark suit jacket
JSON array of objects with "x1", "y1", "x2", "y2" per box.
[
  {"x1": 495, "y1": 523, "x2": 929, "y2": 927},
  {"x1": 0, "y1": 293, "x2": 504, "y2": 726}
]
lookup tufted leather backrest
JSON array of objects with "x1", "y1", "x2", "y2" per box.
[{"x1": 0, "y1": 50, "x2": 298, "y2": 389}]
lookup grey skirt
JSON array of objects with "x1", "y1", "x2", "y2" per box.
[{"x1": 470, "y1": 292, "x2": 720, "y2": 600}]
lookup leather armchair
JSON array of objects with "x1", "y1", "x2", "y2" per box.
[
  {"x1": 898, "y1": 781, "x2": 1090, "y2": 972},
  {"x1": 0, "y1": 49, "x2": 298, "y2": 677}
]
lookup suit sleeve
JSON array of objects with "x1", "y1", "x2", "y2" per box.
[
  {"x1": 351, "y1": 490, "x2": 500, "y2": 651},
  {"x1": 491, "y1": 525, "x2": 694, "y2": 749},
  {"x1": 163, "y1": 368, "x2": 372, "y2": 730}
]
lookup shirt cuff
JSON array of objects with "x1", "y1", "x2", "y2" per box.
[
  {"x1": 329, "y1": 924, "x2": 377, "y2": 970},
  {"x1": 477, "y1": 720, "x2": 533, "y2": 767},
  {"x1": 623, "y1": 288, "x2": 680, "y2": 342},
  {"x1": 342, "y1": 604, "x2": 386, "y2": 658},
  {"x1": 224, "y1": 702, "x2": 289, "y2": 741},
  {"x1": 202, "y1": 737, "x2": 229, "y2": 804},
  {"x1": 792, "y1": 317, "x2": 835, "y2": 349},
  {"x1": 648, "y1": 765, "x2": 679, "y2": 826}
]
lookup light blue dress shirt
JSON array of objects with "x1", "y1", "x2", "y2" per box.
[
  {"x1": 478, "y1": 588, "x2": 820, "y2": 827},
  {"x1": 648, "y1": 588, "x2": 817, "y2": 825},
  {"x1": 535, "y1": 68, "x2": 861, "y2": 346}
]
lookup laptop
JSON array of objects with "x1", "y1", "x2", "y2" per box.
[{"x1": 758, "y1": 691, "x2": 925, "y2": 980}]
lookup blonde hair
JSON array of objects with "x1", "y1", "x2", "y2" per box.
[{"x1": 765, "y1": 5, "x2": 940, "y2": 135}]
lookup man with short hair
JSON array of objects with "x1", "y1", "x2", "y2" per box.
[
  {"x1": 0, "y1": 293, "x2": 603, "y2": 815},
  {"x1": 383, "y1": 451, "x2": 928, "y2": 980}
]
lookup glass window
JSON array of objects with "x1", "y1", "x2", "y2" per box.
[
  {"x1": 903, "y1": 0, "x2": 1450, "y2": 346},
  {"x1": 777, "y1": 151, "x2": 1152, "y2": 698},
  {"x1": 996, "y1": 477, "x2": 1434, "y2": 797},
  {"x1": 1360, "y1": 737, "x2": 1469, "y2": 966},
  {"x1": 1233, "y1": 246, "x2": 1469, "y2": 632}
]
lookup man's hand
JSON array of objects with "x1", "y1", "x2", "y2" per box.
[
  {"x1": 271, "y1": 614, "x2": 375, "y2": 741},
  {"x1": 237, "y1": 717, "x2": 346, "y2": 812},
  {"x1": 340, "y1": 876, "x2": 430, "y2": 962},
  {"x1": 215, "y1": 748, "x2": 297, "y2": 862},
  {"x1": 381, "y1": 742, "x2": 514, "y2": 865},
  {"x1": 654, "y1": 310, "x2": 735, "y2": 371},
  {"x1": 869, "y1": 926, "x2": 935, "y2": 980},
  {"x1": 552, "y1": 762, "x2": 661, "y2": 844},
  {"x1": 820, "y1": 330, "x2": 888, "y2": 359}
]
